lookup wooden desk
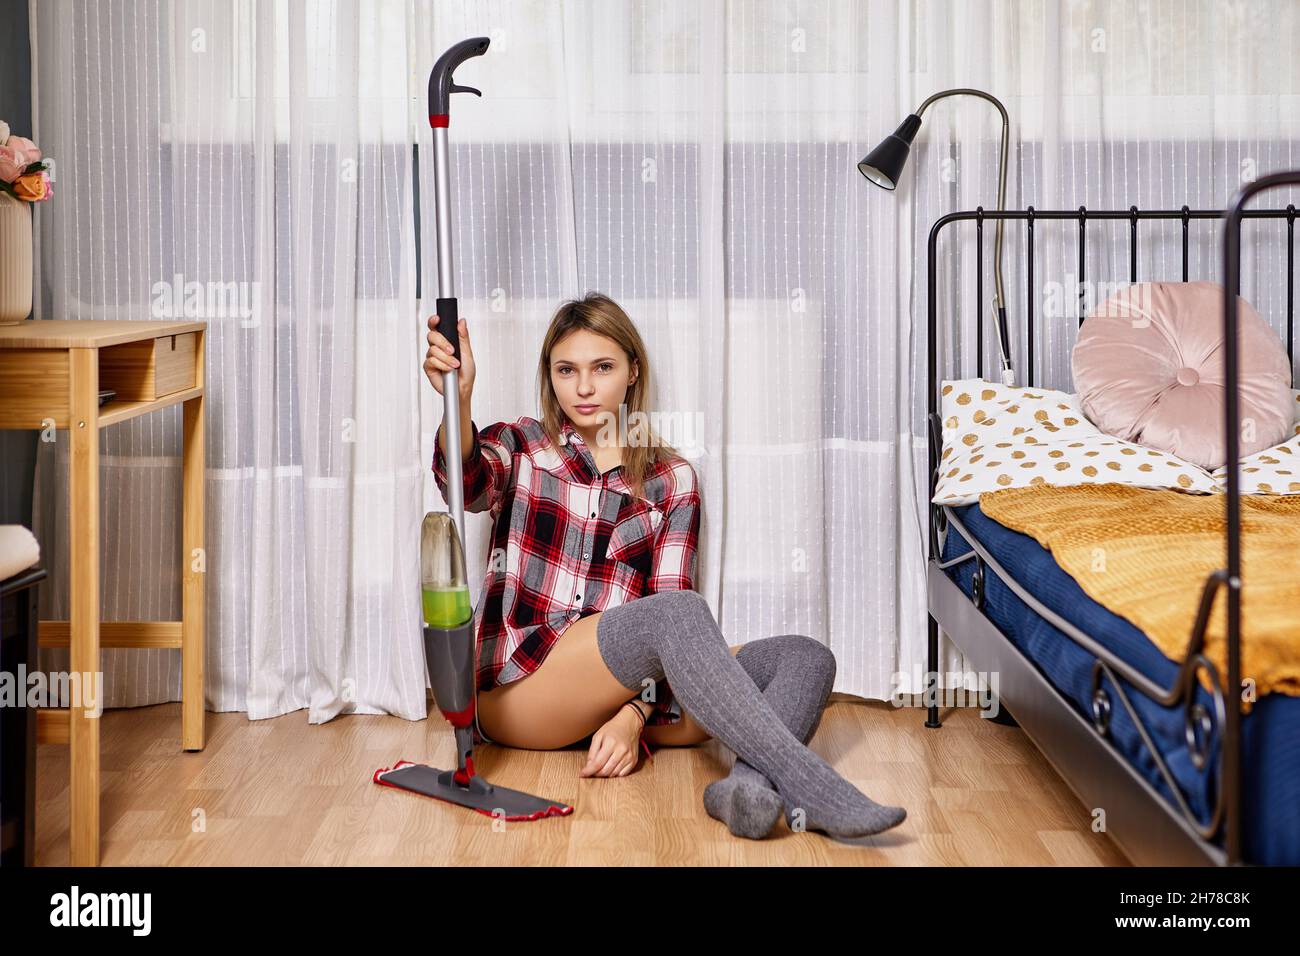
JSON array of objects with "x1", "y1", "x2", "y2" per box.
[{"x1": 0, "y1": 320, "x2": 207, "y2": 866}]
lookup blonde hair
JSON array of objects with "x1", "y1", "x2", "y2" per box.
[{"x1": 537, "y1": 292, "x2": 681, "y2": 502}]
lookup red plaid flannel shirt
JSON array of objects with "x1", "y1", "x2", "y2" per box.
[{"x1": 432, "y1": 415, "x2": 702, "y2": 733}]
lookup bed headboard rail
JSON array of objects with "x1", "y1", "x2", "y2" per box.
[{"x1": 926, "y1": 205, "x2": 1298, "y2": 392}]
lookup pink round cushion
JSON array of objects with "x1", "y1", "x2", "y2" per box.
[{"x1": 1071, "y1": 280, "x2": 1293, "y2": 471}]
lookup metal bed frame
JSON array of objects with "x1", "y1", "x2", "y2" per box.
[{"x1": 924, "y1": 172, "x2": 1300, "y2": 867}]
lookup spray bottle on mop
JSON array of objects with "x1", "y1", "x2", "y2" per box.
[{"x1": 372, "y1": 38, "x2": 573, "y2": 820}]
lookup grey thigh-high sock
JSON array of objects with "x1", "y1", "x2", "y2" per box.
[
  {"x1": 702, "y1": 634, "x2": 837, "y2": 838},
  {"x1": 596, "y1": 590, "x2": 906, "y2": 839}
]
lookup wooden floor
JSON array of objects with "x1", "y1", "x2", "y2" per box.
[{"x1": 34, "y1": 695, "x2": 1129, "y2": 866}]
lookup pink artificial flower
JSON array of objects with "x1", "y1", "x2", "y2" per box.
[
  {"x1": 0, "y1": 144, "x2": 23, "y2": 184},
  {"x1": 6, "y1": 135, "x2": 41, "y2": 165}
]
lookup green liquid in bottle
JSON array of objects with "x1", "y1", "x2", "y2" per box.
[{"x1": 423, "y1": 585, "x2": 471, "y2": 628}]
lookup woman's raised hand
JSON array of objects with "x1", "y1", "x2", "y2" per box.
[{"x1": 424, "y1": 315, "x2": 476, "y2": 400}]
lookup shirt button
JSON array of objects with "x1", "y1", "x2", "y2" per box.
[
  {"x1": 590, "y1": 511, "x2": 596, "y2": 518},
  {"x1": 583, "y1": 553, "x2": 590, "y2": 560},
  {"x1": 575, "y1": 593, "x2": 581, "y2": 601}
]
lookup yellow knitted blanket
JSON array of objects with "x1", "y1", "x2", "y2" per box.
[{"x1": 978, "y1": 483, "x2": 1300, "y2": 712}]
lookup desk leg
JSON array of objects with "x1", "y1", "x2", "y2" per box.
[
  {"x1": 182, "y1": 391, "x2": 206, "y2": 751},
  {"x1": 69, "y1": 348, "x2": 100, "y2": 867}
]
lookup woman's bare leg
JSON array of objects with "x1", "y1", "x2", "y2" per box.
[{"x1": 477, "y1": 608, "x2": 742, "y2": 751}]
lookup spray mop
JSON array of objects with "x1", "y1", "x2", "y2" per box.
[{"x1": 372, "y1": 37, "x2": 573, "y2": 822}]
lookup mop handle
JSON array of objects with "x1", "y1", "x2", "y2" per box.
[
  {"x1": 428, "y1": 38, "x2": 490, "y2": 553},
  {"x1": 428, "y1": 37, "x2": 489, "y2": 127}
]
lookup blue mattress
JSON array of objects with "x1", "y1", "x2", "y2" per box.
[{"x1": 940, "y1": 502, "x2": 1300, "y2": 865}]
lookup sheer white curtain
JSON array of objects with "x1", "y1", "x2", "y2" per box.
[
  {"x1": 32, "y1": 0, "x2": 427, "y2": 721},
  {"x1": 28, "y1": 0, "x2": 1300, "y2": 723}
]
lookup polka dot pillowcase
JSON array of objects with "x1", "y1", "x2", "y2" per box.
[
  {"x1": 933, "y1": 379, "x2": 1219, "y2": 506},
  {"x1": 1211, "y1": 389, "x2": 1300, "y2": 495}
]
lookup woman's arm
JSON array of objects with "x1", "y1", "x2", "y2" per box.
[
  {"x1": 646, "y1": 460, "x2": 702, "y2": 593},
  {"x1": 429, "y1": 314, "x2": 517, "y2": 512},
  {"x1": 435, "y1": 398, "x2": 476, "y2": 464},
  {"x1": 432, "y1": 411, "x2": 522, "y2": 515}
]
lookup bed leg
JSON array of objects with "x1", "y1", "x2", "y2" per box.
[{"x1": 925, "y1": 614, "x2": 942, "y2": 728}]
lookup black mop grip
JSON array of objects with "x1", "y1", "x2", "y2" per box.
[
  {"x1": 428, "y1": 37, "x2": 490, "y2": 123},
  {"x1": 436, "y1": 297, "x2": 461, "y2": 362}
]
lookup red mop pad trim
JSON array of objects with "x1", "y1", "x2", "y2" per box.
[{"x1": 372, "y1": 759, "x2": 575, "y2": 821}]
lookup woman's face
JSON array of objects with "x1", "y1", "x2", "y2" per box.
[{"x1": 549, "y1": 328, "x2": 638, "y2": 436}]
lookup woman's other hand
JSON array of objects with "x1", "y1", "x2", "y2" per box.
[
  {"x1": 579, "y1": 705, "x2": 644, "y2": 778},
  {"x1": 424, "y1": 315, "x2": 476, "y2": 400}
]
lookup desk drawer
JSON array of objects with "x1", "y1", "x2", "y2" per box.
[{"x1": 99, "y1": 332, "x2": 197, "y2": 401}]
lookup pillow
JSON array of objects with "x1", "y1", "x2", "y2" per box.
[
  {"x1": 932, "y1": 379, "x2": 1218, "y2": 506},
  {"x1": 1071, "y1": 281, "x2": 1293, "y2": 471},
  {"x1": 0, "y1": 525, "x2": 41, "y2": 580}
]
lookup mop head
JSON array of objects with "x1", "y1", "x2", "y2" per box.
[{"x1": 373, "y1": 759, "x2": 574, "y2": 821}]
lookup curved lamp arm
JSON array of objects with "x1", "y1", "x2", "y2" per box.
[
  {"x1": 859, "y1": 88, "x2": 1015, "y2": 384},
  {"x1": 916, "y1": 89, "x2": 1010, "y2": 314}
]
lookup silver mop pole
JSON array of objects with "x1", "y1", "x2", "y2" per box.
[
  {"x1": 426, "y1": 37, "x2": 491, "y2": 553},
  {"x1": 432, "y1": 119, "x2": 466, "y2": 553}
]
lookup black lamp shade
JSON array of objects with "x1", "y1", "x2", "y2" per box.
[{"x1": 858, "y1": 114, "x2": 923, "y2": 190}]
